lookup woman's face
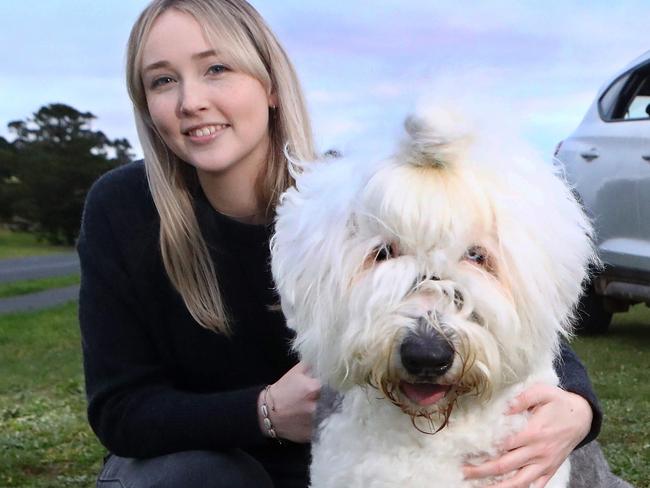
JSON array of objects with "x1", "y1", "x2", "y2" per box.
[{"x1": 141, "y1": 9, "x2": 274, "y2": 180}]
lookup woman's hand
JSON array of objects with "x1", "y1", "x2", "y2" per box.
[
  {"x1": 258, "y1": 361, "x2": 321, "y2": 443},
  {"x1": 463, "y1": 384, "x2": 592, "y2": 487}
]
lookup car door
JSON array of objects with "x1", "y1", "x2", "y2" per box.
[
  {"x1": 563, "y1": 59, "x2": 650, "y2": 274},
  {"x1": 625, "y1": 69, "x2": 650, "y2": 274}
]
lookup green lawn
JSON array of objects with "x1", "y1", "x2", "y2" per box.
[
  {"x1": 0, "y1": 302, "x2": 104, "y2": 487},
  {"x1": 0, "y1": 274, "x2": 81, "y2": 299},
  {"x1": 0, "y1": 302, "x2": 648, "y2": 486},
  {"x1": 0, "y1": 228, "x2": 73, "y2": 259},
  {"x1": 572, "y1": 304, "x2": 650, "y2": 486}
]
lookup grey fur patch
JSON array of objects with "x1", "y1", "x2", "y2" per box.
[
  {"x1": 569, "y1": 441, "x2": 634, "y2": 488},
  {"x1": 312, "y1": 386, "x2": 343, "y2": 444}
]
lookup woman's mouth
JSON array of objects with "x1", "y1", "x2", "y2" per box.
[{"x1": 184, "y1": 124, "x2": 230, "y2": 142}]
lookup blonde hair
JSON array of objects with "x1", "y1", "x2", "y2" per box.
[{"x1": 126, "y1": 0, "x2": 315, "y2": 334}]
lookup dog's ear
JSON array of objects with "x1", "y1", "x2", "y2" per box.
[
  {"x1": 482, "y1": 151, "x2": 598, "y2": 349},
  {"x1": 271, "y1": 155, "x2": 370, "y2": 378}
]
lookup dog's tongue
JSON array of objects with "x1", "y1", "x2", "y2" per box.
[{"x1": 400, "y1": 382, "x2": 451, "y2": 406}]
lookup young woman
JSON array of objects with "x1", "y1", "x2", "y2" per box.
[{"x1": 78, "y1": 1, "x2": 602, "y2": 486}]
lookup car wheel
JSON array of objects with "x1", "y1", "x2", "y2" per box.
[{"x1": 575, "y1": 287, "x2": 613, "y2": 334}]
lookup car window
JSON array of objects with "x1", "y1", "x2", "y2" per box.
[
  {"x1": 599, "y1": 62, "x2": 650, "y2": 122},
  {"x1": 599, "y1": 74, "x2": 629, "y2": 120},
  {"x1": 625, "y1": 76, "x2": 650, "y2": 119}
]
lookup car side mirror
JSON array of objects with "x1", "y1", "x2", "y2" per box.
[{"x1": 646, "y1": 103, "x2": 650, "y2": 117}]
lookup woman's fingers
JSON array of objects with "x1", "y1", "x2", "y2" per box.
[{"x1": 464, "y1": 384, "x2": 589, "y2": 487}]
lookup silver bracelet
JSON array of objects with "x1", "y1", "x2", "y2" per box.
[{"x1": 261, "y1": 385, "x2": 282, "y2": 443}]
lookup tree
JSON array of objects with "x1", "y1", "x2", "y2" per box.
[
  {"x1": 5, "y1": 103, "x2": 134, "y2": 244},
  {"x1": 0, "y1": 136, "x2": 18, "y2": 222}
]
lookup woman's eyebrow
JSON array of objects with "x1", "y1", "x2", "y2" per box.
[
  {"x1": 192, "y1": 49, "x2": 219, "y2": 60},
  {"x1": 143, "y1": 50, "x2": 220, "y2": 73},
  {"x1": 143, "y1": 60, "x2": 170, "y2": 73}
]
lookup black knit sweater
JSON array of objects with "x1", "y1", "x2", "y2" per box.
[
  {"x1": 78, "y1": 161, "x2": 309, "y2": 483},
  {"x1": 78, "y1": 161, "x2": 601, "y2": 477}
]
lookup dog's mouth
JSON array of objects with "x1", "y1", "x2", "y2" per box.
[{"x1": 399, "y1": 381, "x2": 451, "y2": 407}]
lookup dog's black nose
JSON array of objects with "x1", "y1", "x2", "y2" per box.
[{"x1": 400, "y1": 324, "x2": 454, "y2": 377}]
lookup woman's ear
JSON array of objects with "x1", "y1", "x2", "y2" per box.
[{"x1": 268, "y1": 91, "x2": 278, "y2": 109}]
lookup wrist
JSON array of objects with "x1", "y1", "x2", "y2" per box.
[
  {"x1": 566, "y1": 391, "x2": 593, "y2": 443},
  {"x1": 257, "y1": 388, "x2": 269, "y2": 436},
  {"x1": 258, "y1": 385, "x2": 282, "y2": 443}
]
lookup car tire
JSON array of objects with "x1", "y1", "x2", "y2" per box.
[{"x1": 575, "y1": 287, "x2": 613, "y2": 334}]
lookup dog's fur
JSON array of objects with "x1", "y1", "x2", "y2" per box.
[{"x1": 271, "y1": 108, "x2": 617, "y2": 487}]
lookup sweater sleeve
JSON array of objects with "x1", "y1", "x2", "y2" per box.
[
  {"x1": 77, "y1": 169, "x2": 270, "y2": 458},
  {"x1": 554, "y1": 340, "x2": 602, "y2": 448}
]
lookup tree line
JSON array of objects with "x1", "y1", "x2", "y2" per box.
[{"x1": 0, "y1": 103, "x2": 135, "y2": 245}]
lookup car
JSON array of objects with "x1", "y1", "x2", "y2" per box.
[{"x1": 554, "y1": 50, "x2": 650, "y2": 333}]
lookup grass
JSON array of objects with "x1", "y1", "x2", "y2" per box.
[
  {"x1": 0, "y1": 302, "x2": 648, "y2": 486},
  {"x1": 0, "y1": 302, "x2": 104, "y2": 487},
  {"x1": 0, "y1": 228, "x2": 72, "y2": 260},
  {"x1": 0, "y1": 274, "x2": 80, "y2": 299},
  {"x1": 572, "y1": 304, "x2": 650, "y2": 487}
]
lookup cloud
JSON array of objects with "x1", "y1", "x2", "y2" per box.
[{"x1": 1, "y1": 0, "x2": 648, "y2": 162}]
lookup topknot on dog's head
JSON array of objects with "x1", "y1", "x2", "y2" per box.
[{"x1": 400, "y1": 108, "x2": 474, "y2": 170}]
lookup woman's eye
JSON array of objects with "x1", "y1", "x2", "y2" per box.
[
  {"x1": 150, "y1": 76, "x2": 174, "y2": 89},
  {"x1": 207, "y1": 64, "x2": 227, "y2": 75}
]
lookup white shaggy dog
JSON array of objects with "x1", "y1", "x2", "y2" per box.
[{"x1": 271, "y1": 109, "x2": 596, "y2": 487}]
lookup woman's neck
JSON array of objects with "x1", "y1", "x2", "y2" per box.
[{"x1": 197, "y1": 167, "x2": 267, "y2": 225}]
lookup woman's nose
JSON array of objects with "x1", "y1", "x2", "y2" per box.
[{"x1": 178, "y1": 81, "x2": 209, "y2": 115}]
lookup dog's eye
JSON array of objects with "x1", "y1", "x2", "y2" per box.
[
  {"x1": 464, "y1": 246, "x2": 497, "y2": 275},
  {"x1": 375, "y1": 243, "x2": 396, "y2": 262},
  {"x1": 465, "y1": 246, "x2": 487, "y2": 266}
]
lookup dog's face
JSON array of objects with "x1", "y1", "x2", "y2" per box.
[{"x1": 272, "y1": 114, "x2": 595, "y2": 423}]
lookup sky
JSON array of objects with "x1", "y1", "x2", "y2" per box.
[{"x1": 1, "y1": 1, "x2": 648, "y2": 161}]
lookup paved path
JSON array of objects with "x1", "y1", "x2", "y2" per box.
[
  {"x1": 0, "y1": 252, "x2": 80, "y2": 283},
  {"x1": 0, "y1": 285, "x2": 79, "y2": 314},
  {"x1": 0, "y1": 253, "x2": 80, "y2": 314}
]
